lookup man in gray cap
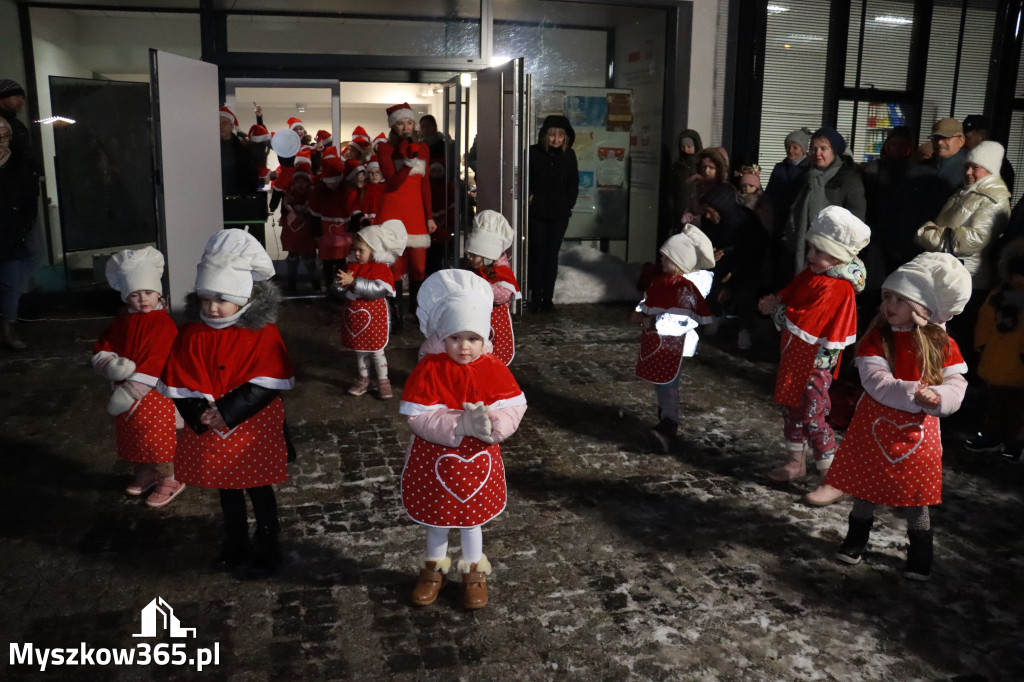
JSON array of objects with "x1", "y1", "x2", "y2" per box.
[{"x1": 886, "y1": 117, "x2": 969, "y2": 269}]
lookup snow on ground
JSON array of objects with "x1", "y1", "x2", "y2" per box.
[{"x1": 552, "y1": 245, "x2": 642, "y2": 304}]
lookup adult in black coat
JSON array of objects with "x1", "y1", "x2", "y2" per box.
[
  {"x1": 220, "y1": 107, "x2": 266, "y2": 245},
  {"x1": 527, "y1": 114, "x2": 579, "y2": 312}
]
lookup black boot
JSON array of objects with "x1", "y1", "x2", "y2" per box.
[
  {"x1": 651, "y1": 418, "x2": 678, "y2": 453},
  {"x1": 835, "y1": 514, "x2": 873, "y2": 565},
  {"x1": 246, "y1": 524, "x2": 282, "y2": 577},
  {"x1": 904, "y1": 529, "x2": 933, "y2": 581},
  {"x1": 210, "y1": 531, "x2": 249, "y2": 572}
]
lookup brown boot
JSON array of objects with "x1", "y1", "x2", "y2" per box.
[
  {"x1": 458, "y1": 554, "x2": 491, "y2": 610},
  {"x1": 767, "y1": 443, "x2": 807, "y2": 482},
  {"x1": 411, "y1": 556, "x2": 450, "y2": 606}
]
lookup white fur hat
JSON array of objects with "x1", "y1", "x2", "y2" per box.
[
  {"x1": 357, "y1": 220, "x2": 408, "y2": 265},
  {"x1": 416, "y1": 269, "x2": 494, "y2": 341},
  {"x1": 806, "y1": 206, "x2": 871, "y2": 263},
  {"x1": 466, "y1": 210, "x2": 515, "y2": 261},
  {"x1": 195, "y1": 230, "x2": 276, "y2": 306},
  {"x1": 882, "y1": 252, "x2": 972, "y2": 325},
  {"x1": 967, "y1": 140, "x2": 1004, "y2": 177},
  {"x1": 106, "y1": 246, "x2": 164, "y2": 301},
  {"x1": 660, "y1": 223, "x2": 716, "y2": 274}
]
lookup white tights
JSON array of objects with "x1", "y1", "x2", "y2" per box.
[
  {"x1": 355, "y1": 350, "x2": 387, "y2": 379},
  {"x1": 425, "y1": 525, "x2": 483, "y2": 563}
]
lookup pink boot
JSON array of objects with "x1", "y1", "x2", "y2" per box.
[
  {"x1": 767, "y1": 443, "x2": 807, "y2": 482},
  {"x1": 804, "y1": 459, "x2": 844, "y2": 506}
]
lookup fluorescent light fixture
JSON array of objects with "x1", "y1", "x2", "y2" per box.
[
  {"x1": 874, "y1": 15, "x2": 912, "y2": 25},
  {"x1": 460, "y1": 73, "x2": 472, "y2": 88},
  {"x1": 36, "y1": 116, "x2": 75, "y2": 125},
  {"x1": 767, "y1": 4, "x2": 789, "y2": 13},
  {"x1": 490, "y1": 55, "x2": 511, "y2": 67},
  {"x1": 782, "y1": 33, "x2": 824, "y2": 42}
]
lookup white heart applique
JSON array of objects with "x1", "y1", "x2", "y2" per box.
[
  {"x1": 638, "y1": 329, "x2": 665, "y2": 364},
  {"x1": 871, "y1": 417, "x2": 925, "y2": 464},
  {"x1": 435, "y1": 450, "x2": 492, "y2": 503},
  {"x1": 345, "y1": 308, "x2": 371, "y2": 337}
]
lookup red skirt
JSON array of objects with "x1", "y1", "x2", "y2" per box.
[
  {"x1": 340, "y1": 298, "x2": 389, "y2": 352},
  {"x1": 826, "y1": 394, "x2": 943, "y2": 506},
  {"x1": 279, "y1": 214, "x2": 317, "y2": 257},
  {"x1": 317, "y1": 220, "x2": 352, "y2": 261},
  {"x1": 175, "y1": 397, "x2": 288, "y2": 489},
  {"x1": 401, "y1": 435, "x2": 506, "y2": 528},
  {"x1": 774, "y1": 331, "x2": 818, "y2": 407},
  {"x1": 114, "y1": 389, "x2": 177, "y2": 463},
  {"x1": 490, "y1": 305, "x2": 515, "y2": 365},
  {"x1": 635, "y1": 328, "x2": 686, "y2": 384}
]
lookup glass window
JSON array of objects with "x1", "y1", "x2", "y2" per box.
[
  {"x1": 923, "y1": 0, "x2": 998, "y2": 122},
  {"x1": 844, "y1": 1, "x2": 914, "y2": 91},
  {"x1": 759, "y1": 1, "x2": 831, "y2": 178},
  {"x1": 1007, "y1": 111, "x2": 1024, "y2": 205}
]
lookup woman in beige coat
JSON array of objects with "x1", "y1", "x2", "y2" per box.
[{"x1": 915, "y1": 140, "x2": 1011, "y2": 291}]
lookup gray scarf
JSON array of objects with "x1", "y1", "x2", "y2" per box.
[{"x1": 787, "y1": 158, "x2": 842, "y2": 271}]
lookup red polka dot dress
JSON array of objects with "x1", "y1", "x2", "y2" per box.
[
  {"x1": 310, "y1": 183, "x2": 352, "y2": 261},
  {"x1": 160, "y1": 321, "x2": 295, "y2": 489},
  {"x1": 339, "y1": 262, "x2": 394, "y2": 352},
  {"x1": 772, "y1": 268, "x2": 859, "y2": 407},
  {"x1": 399, "y1": 353, "x2": 526, "y2": 528},
  {"x1": 635, "y1": 273, "x2": 713, "y2": 384},
  {"x1": 826, "y1": 327, "x2": 966, "y2": 506},
  {"x1": 471, "y1": 259, "x2": 521, "y2": 366},
  {"x1": 93, "y1": 308, "x2": 178, "y2": 463}
]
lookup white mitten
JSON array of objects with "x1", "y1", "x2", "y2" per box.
[
  {"x1": 458, "y1": 401, "x2": 494, "y2": 443},
  {"x1": 105, "y1": 356, "x2": 136, "y2": 382},
  {"x1": 106, "y1": 385, "x2": 136, "y2": 416}
]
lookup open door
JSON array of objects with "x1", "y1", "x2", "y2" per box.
[
  {"x1": 439, "y1": 74, "x2": 470, "y2": 270},
  {"x1": 475, "y1": 59, "x2": 527, "y2": 305},
  {"x1": 150, "y1": 49, "x2": 222, "y2": 312}
]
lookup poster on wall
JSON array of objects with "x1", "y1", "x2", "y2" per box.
[{"x1": 532, "y1": 86, "x2": 633, "y2": 240}]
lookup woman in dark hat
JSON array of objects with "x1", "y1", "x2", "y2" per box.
[{"x1": 527, "y1": 114, "x2": 579, "y2": 312}]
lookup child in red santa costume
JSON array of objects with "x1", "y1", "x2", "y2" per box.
[
  {"x1": 310, "y1": 155, "x2": 352, "y2": 289},
  {"x1": 825, "y1": 253, "x2": 971, "y2": 580},
  {"x1": 92, "y1": 247, "x2": 182, "y2": 507},
  {"x1": 159, "y1": 230, "x2": 295, "y2": 575},
  {"x1": 757, "y1": 206, "x2": 870, "y2": 504},
  {"x1": 334, "y1": 220, "x2": 407, "y2": 400},
  {"x1": 400, "y1": 269, "x2": 527, "y2": 610},
  {"x1": 344, "y1": 157, "x2": 383, "y2": 226},
  {"x1": 464, "y1": 210, "x2": 521, "y2": 365},
  {"x1": 280, "y1": 163, "x2": 319, "y2": 293},
  {"x1": 378, "y1": 103, "x2": 437, "y2": 313},
  {"x1": 631, "y1": 224, "x2": 716, "y2": 452}
]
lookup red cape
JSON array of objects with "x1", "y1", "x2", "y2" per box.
[
  {"x1": 400, "y1": 353, "x2": 524, "y2": 413},
  {"x1": 93, "y1": 308, "x2": 177, "y2": 384},
  {"x1": 779, "y1": 268, "x2": 858, "y2": 349},
  {"x1": 856, "y1": 327, "x2": 967, "y2": 380},
  {"x1": 639, "y1": 274, "x2": 713, "y2": 323}
]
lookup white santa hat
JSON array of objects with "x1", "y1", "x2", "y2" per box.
[
  {"x1": 195, "y1": 230, "x2": 276, "y2": 306},
  {"x1": 967, "y1": 140, "x2": 1004, "y2": 177},
  {"x1": 882, "y1": 252, "x2": 972, "y2": 325},
  {"x1": 806, "y1": 206, "x2": 871, "y2": 263},
  {"x1": 465, "y1": 210, "x2": 514, "y2": 262},
  {"x1": 356, "y1": 220, "x2": 408, "y2": 265},
  {"x1": 416, "y1": 269, "x2": 494, "y2": 341},
  {"x1": 106, "y1": 246, "x2": 165, "y2": 301},
  {"x1": 660, "y1": 224, "x2": 716, "y2": 274}
]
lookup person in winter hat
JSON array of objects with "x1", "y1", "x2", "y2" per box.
[
  {"x1": 92, "y1": 247, "x2": 182, "y2": 507},
  {"x1": 346, "y1": 125, "x2": 371, "y2": 160},
  {"x1": 334, "y1": 220, "x2": 407, "y2": 399},
  {"x1": 631, "y1": 224, "x2": 716, "y2": 451},
  {"x1": 400, "y1": 269, "x2": 527, "y2": 610},
  {"x1": 964, "y1": 237, "x2": 1024, "y2": 460},
  {"x1": 528, "y1": 114, "x2": 579, "y2": 312},
  {"x1": 825, "y1": 252, "x2": 971, "y2": 581},
  {"x1": 465, "y1": 210, "x2": 521, "y2": 365},
  {"x1": 377, "y1": 103, "x2": 437, "y2": 317},
  {"x1": 758, "y1": 206, "x2": 870, "y2": 503},
  {"x1": 159, "y1": 230, "x2": 295, "y2": 576}
]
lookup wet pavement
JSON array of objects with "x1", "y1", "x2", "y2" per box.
[{"x1": 1, "y1": 295, "x2": 1022, "y2": 681}]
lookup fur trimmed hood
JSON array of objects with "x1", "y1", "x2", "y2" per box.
[{"x1": 184, "y1": 280, "x2": 281, "y2": 329}]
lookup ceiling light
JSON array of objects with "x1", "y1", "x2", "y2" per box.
[
  {"x1": 874, "y1": 15, "x2": 912, "y2": 25},
  {"x1": 36, "y1": 116, "x2": 75, "y2": 125},
  {"x1": 767, "y1": 4, "x2": 788, "y2": 13}
]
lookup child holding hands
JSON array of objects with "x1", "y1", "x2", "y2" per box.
[
  {"x1": 825, "y1": 253, "x2": 971, "y2": 580},
  {"x1": 334, "y1": 220, "x2": 407, "y2": 399},
  {"x1": 758, "y1": 206, "x2": 870, "y2": 504},
  {"x1": 92, "y1": 247, "x2": 182, "y2": 506},
  {"x1": 631, "y1": 224, "x2": 716, "y2": 451},
  {"x1": 159, "y1": 231, "x2": 295, "y2": 574},
  {"x1": 465, "y1": 210, "x2": 522, "y2": 365},
  {"x1": 400, "y1": 270, "x2": 527, "y2": 610}
]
